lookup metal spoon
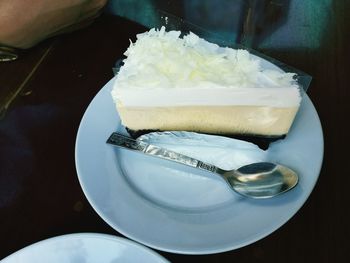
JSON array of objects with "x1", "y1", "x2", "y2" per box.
[{"x1": 107, "y1": 132, "x2": 298, "y2": 199}]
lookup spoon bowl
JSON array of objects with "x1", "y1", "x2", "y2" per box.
[{"x1": 223, "y1": 162, "x2": 298, "y2": 198}]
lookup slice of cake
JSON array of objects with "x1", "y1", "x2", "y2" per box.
[{"x1": 111, "y1": 27, "x2": 301, "y2": 140}]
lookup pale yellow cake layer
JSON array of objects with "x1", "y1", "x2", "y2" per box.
[{"x1": 117, "y1": 106, "x2": 299, "y2": 136}]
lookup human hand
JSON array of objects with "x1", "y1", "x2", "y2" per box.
[{"x1": 0, "y1": 0, "x2": 108, "y2": 49}]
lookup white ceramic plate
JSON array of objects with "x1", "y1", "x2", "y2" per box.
[
  {"x1": 75, "y1": 76, "x2": 323, "y2": 254},
  {"x1": 0, "y1": 233, "x2": 169, "y2": 262}
]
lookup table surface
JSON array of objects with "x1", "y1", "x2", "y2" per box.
[{"x1": 0, "y1": 6, "x2": 349, "y2": 263}]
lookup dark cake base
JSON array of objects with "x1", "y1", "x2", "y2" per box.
[{"x1": 125, "y1": 127, "x2": 285, "y2": 150}]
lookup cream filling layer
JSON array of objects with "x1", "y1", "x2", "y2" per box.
[{"x1": 112, "y1": 85, "x2": 301, "y2": 108}]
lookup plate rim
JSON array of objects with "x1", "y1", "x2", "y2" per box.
[{"x1": 1, "y1": 232, "x2": 170, "y2": 262}]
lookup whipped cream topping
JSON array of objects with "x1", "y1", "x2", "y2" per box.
[{"x1": 112, "y1": 27, "x2": 301, "y2": 107}]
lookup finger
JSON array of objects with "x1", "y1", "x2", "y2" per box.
[
  {"x1": 77, "y1": 0, "x2": 107, "y2": 22},
  {"x1": 46, "y1": 14, "x2": 99, "y2": 38}
]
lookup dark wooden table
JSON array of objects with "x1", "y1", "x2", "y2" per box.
[{"x1": 0, "y1": 8, "x2": 348, "y2": 262}]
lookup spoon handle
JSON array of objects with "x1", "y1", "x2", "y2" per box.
[{"x1": 107, "y1": 132, "x2": 219, "y2": 174}]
